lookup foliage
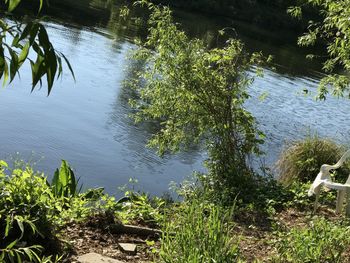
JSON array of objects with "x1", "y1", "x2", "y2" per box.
[
  {"x1": 0, "y1": 161, "x2": 58, "y2": 262},
  {"x1": 276, "y1": 135, "x2": 350, "y2": 185},
  {"x1": 0, "y1": 0, "x2": 74, "y2": 94},
  {"x1": 289, "y1": 0, "x2": 350, "y2": 99},
  {"x1": 51, "y1": 160, "x2": 79, "y2": 198},
  {"x1": 159, "y1": 199, "x2": 241, "y2": 263},
  {"x1": 273, "y1": 218, "x2": 350, "y2": 263},
  {"x1": 130, "y1": 2, "x2": 267, "y2": 197},
  {"x1": 116, "y1": 191, "x2": 165, "y2": 227},
  {"x1": 0, "y1": 160, "x2": 119, "y2": 262}
]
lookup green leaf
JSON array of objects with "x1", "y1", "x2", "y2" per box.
[
  {"x1": 61, "y1": 53, "x2": 75, "y2": 81},
  {"x1": 8, "y1": 48, "x2": 19, "y2": 82},
  {"x1": 2, "y1": 58, "x2": 9, "y2": 87},
  {"x1": 16, "y1": 218, "x2": 24, "y2": 239},
  {"x1": 6, "y1": 239, "x2": 18, "y2": 249},
  {"x1": 38, "y1": 25, "x2": 50, "y2": 52},
  {"x1": 0, "y1": 160, "x2": 8, "y2": 168},
  {"x1": 18, "y1": 42, "x2": 30, "y2": 66},
  {"x1": 8, "y1": 0, "x2": 21, "y2": 12}
]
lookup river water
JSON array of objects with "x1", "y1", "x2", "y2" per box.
[{"x1": 0, "y1": 1, "x2": 349, "y2": 195}]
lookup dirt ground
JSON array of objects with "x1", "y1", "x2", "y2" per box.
[{"x1": 58, "y1": 206, "x2": 349, "y2": 263}]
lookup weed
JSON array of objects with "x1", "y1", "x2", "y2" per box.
[{"x1": 273, "y1": 218, "x2": 350, "y2": 263}]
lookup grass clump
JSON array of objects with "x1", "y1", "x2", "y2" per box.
[
  {"x1": 159, "y1": 199, "x2": 241, "y2": 263},
  {"x1": 276, "y1": 135, "x2": 350, "y2": 185},
  {"x1": 273, "y1": 218, "x2": 350, "y2": 263}
]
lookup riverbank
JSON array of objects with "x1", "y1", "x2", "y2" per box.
[{"x1": 1, "y1": 159, "x2": 350, "y2": 262}]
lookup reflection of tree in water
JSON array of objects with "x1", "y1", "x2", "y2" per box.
[
  {"x1": 106, "y1": 57, "x2": 204, "y2": 170},
  {"x1": 42, "y1": 0, "x2": 323, "y2": 77},
  {"x1": 174, "y1": 10, "x2": 324, "y2": 77}
]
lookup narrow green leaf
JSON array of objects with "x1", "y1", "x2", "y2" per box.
[
  {"x1": 8, "y1": 48, "x2": 18, "y2": 82},
  {"x1": 61, "y1": 53, "x2": 75, "y2": 80},
  {"x1": 6, "y1": 239, "x2": 18, "y2": 249},
  {"x1": 38, "y1": 25, "x2": 50, "y2": 51},
  {"x1": 3, "y1": 59, "x2": 9, "y2": 87},
  {"x1": 19, "y1": 22, "x2": 33, "y2": 42},
  {"x1": 18, "y1": 42, "x2": 30, "y2": 66},
  {"x1": 16, "y1": 218, "x2": 24, "y2": 239},
  {"x1": 8, "y1": 0, "x2": 21, "y2": 12},
  {"x1": 0, "y1": 47, "x2": 5, "y2": 80}
]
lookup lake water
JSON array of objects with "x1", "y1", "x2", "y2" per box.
[{"x1": 0, "y1": 1, "x2": 349, "y2": 195}]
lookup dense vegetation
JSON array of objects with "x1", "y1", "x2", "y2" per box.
[
  {"x1": 129, "y1": 3, "x2": 270, "y2": 203},
  {"x1": 289, "y1": 0, "x2": 350, "y2": 99}
]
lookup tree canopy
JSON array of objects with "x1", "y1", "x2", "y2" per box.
[{"x1": 289, "y1": 0, "x2": 350, "y2": 99}]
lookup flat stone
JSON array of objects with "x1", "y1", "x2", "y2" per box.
[
  {"x1": 118, "y1": 243, "x2": 137, "y2": 255},
  {"x1": 77, "y1": 253, "x2": 124, "y2": 263}
]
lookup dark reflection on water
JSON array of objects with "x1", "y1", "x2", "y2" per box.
[{"x1": 0, "y1": 1, "x2": 349, "y2": 195}]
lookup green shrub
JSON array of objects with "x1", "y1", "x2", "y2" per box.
[
  {"x1": 159, "y1": 200, "x2": 241, "y2": 263},
  {"x1": 130, "y1": 3, "x2": 268, "y2": 199},
  {"x1": 276, "y1": 135, "x2": 350, "y2": 185},
  {"x1": 0, "y1": 161, "x2": 58, "y2": 262},
  {"x1": 273, "y1": 218, "x2": 350, "y2": 263},
  {"x1": 0, "y1": 160, "x2": 115, "y2": 262}
]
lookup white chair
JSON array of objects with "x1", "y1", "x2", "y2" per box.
[{"x1": 308, "y1": 149, "x2": 350, "y2": 214}]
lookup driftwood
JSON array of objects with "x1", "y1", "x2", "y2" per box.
[{"x1": 109, "y1": 224, "x2": 162, "y2": 237}]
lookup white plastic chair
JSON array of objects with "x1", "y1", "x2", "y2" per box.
[{"x1": 308, "y1": 149, "x2": 350, "y2": 214}]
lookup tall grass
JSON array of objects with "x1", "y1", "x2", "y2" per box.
[
  {"x1": 159, "y1": 200, "x2": 241, "y2": 263},
  {"x1": 276, "y1": 135, "x2": 350, "y2": 185}
]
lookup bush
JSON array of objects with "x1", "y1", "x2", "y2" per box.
[
  {"x1": 0, "y1": 160, "x2": 115, "y2": 262},
  {"x1": 0, "y1": 161, "x2": 58, "y2": 262},
  {"x1": 159, "y1": 199, "x2": 241, "y2": 263},
  {"x1": 276, "y1": 135, "x2": 350, "y2": 185},
  {"x1": 273, "y1": 218, "x2": 350, "y2": 263},
  {"x1": 130, "y1": 3, "x2": 268, "y2": 199}
]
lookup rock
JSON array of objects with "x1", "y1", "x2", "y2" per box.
[
  {"x1": 77, "y1": 253, "x2": 124, "y2": 263},
  {"x1": 118, "y1": 243, "x2": 137, "y2": 255}
]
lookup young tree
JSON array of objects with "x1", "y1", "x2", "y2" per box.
[
  {"x1": 0, "y1": 0, "x2": 74, "y2": 94},
  {"x1": 130, "y1": 4, "x2": 266, "y2": 197},
  {"x1": 289, "y1": 0, "x2": 350, "y2": 99}
]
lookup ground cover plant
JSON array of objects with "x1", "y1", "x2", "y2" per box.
[{"x1": 273, "y1": 218, "x2": 350, "y2": 263}]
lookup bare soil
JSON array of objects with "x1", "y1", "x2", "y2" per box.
[{"x1": 57, "y1": 205, "x2": 348, "y2": 263}]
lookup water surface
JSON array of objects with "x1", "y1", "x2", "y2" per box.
[{"x1": 0, "y1": 1, "x2": 349, "y2": 194}]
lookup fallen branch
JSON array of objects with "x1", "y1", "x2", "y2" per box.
[{"x1": 109, "y1": 224, "x2": 162, "y2": 237}]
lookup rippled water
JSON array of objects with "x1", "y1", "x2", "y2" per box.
[{"x1": 0, "y1": 2, "x2": 349, "y2": 195}]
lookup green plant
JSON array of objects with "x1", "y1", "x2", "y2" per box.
[
  {"x1": 117, "y1": 191, "x2": 165, "y2": 227},
  {"x1": 288, "y1": 0, "x2": 350, "y2": 99},
  {"x1": 276, "y1": 135, "x2": 350, "y2": 185},
  {"x1": 51, "y1": 160, "x2": 79, "y2": 198},
  {"x1": 0, "y1": 0, "x2": 74, "y2": 94},
  {"x1": 130, "y1": 2, "x2": 268, "y2": 199},
  {"x1": 0, "y1": 161, "x2": 59, "y2": 262},
  {"x1": 273, "y1": 218, "x2": 350, "y2": 263},
  {"x1": 159, "y1": 200, "x2": 240, "y2": 263}
]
